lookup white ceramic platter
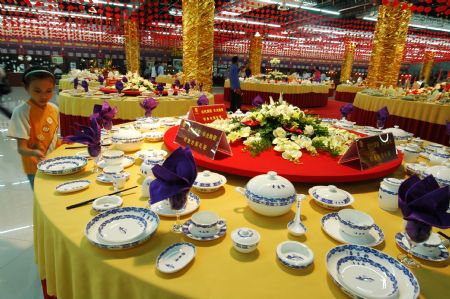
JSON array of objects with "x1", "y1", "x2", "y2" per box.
[
  {"x1": 308, "y1": 186, "x2": 354, "y2": 209},
  {"x1": 321, "y1": 213, "x2": 384, "y2": 247},
  {"x1": 395, "y1": 232, "x2": 448, "y2": 262},
  {"x1": 135, "y1": 149, "x2": 168, "y2": 160},
  {"x1": 97, "y1": 214, "x2": 147, "y2": 244},
  {"x1": 96, "y1": 172, "x2": 130, "y2": 184},
  {"x1": 85, "y1": 207, "x2": 160, "y2": 250},
  {"x1": 97, "y1": 156, "x2": 135, "y2": 169},
  {"x1": 149, "y1": 193, "x2": 200, "y2": 217},
  {"x1": 156, "y1": 242, "x2": 196, "y2": 273},
  {"x1": 38, "y1": 156, "x2": 88, "y2": 175},
  {"x1": 182, "y1": 219, "x2": 227, "y2": 241},
  {"x1": 55, "y1": 179, "x2": 90, "y2": 194},
  {"x1": 326, "y1": 244, "x2": 420, "y2": 299},
  {"x1": 336, "y1": 255, "x2": 399, "y2": 299}
]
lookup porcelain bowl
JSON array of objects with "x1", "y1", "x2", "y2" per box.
[
  {"x1": 337, "y1": 209, "x2": 374, "y2": 237},
  {"x1": 403, "y1": 146, "x2": 421, "y2": 163},
  {"x1": 92, "y1": 195, "x2": 123, "y2": 212},
  {"x1": 103, "y1": 165, "x2": 124, "y2": 180},
  {"x1": 235, "y1": 171, "x2": 297, "y2": 217},
  {"x1": 112, "y1": 127, "x2": 144, "y2": 152},
  {"x1": 102, "y1": 150, "x2": 124, "y2": 166},
  {"x1": 231, "y1": 227, "x2": 260, "y2": 253},
  {"x1": 276, "y1": 241, "x2": 314, "y2": 269},
  {"x1": 190, "y1": 211, "x2": 219, "y2": 237}
]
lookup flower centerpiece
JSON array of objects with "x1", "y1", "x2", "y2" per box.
[
  {"x1": 122, "y1": 72, "x2": 155, "y2": 92},
  {"x1": 208, "y1": 97, "x2": 358, "y2": 162},
  {"x1": 269, "y1": 58, "x2": 281, "y2": 67},
  {"x1": 267, "y1": 70, "x2": 288, "y2": 81}
]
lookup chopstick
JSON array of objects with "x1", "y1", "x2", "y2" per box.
[
  {"x1": 66, "y1": 186, "x2": 138, "y2": 210},
  {"x1": 438, "y1": 231, "x2": 450, "y2": 241},
  {"x1": 65, "y1": 145, "x2": 87, "y2": 149}
]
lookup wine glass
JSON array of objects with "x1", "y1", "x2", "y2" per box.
[
  {"x1": 168, "y1": 192, "x2": 189, "y2": 234},
  {"x1": 397, "y1": 220, "x2": 431, "y2": 268},
  {"x1": 376, "y1": 119, "x2": 385, "y2": 130},
  {"x1": 88, "y1": 144, "x2": 102, "y2": 173}
]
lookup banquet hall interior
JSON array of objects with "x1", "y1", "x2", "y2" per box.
[{"x1": 0, "y1": 1, "x2": 449, "y2": 299}]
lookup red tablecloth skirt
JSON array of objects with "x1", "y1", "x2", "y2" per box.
[
  {"x1": 224, "y1": 88, "x2": 327, "y2": 108},
  {"x1": 59, "y1": 113, "x2": 132, "y2": 136},
  {"x1": 351, "y1": 107, "x2": 449, "y2": 144},
  {"x1": 335, "y1": 91, "x2": 357, "y2": 103}
]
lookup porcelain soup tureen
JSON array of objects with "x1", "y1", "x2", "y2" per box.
[{"x1": 236, "y1": 171, "x2": 298, "y2": 216}]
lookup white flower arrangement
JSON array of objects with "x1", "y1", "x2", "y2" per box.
[
  {"x1": 122, "y1": 72, "x2": 154, "y2": 92},
  {"x1": 270, "y1": 58, "x2": 281, "y2": 66}
]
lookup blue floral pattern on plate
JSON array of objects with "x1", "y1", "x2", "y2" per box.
[{"x1": 395, "y1": 232, "x2": 448, "y2": 262}]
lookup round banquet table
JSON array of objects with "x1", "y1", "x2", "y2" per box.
[
  {"x1": 34, "y1": 126, "x2": 450, "y2": 299},
  {"x1": 351, "y1": 92, "x2": 450, "y2": 145},
  {"x1": 335, "y1": 85, "x2": 366, "y2": 103},
  {"x1": 57, "y1": 91, "x2": 214, "y2": 136},
  {"x1": 58, "y1": 78, "x2": 101, "y2": 90},
  {"x1": 156, "y1": 75, "x2": 186, "y2": 85},
  {"x1": 224, "y1": 79, "x2": 329, "y2": 108}
]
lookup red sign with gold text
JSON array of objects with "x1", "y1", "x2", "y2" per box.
[
  {"x1": 187, "y1": 104, "x2": 228, "y2": 124},
  {"x1": 174, "y1": 119, "x2": 232, "y2": 159}
]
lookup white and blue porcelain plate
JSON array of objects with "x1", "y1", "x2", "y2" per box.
[
  {"x1": 326, "y1": 244, "x2": 420, "y2": 299},
  {"x1": 96, "y1": 171, "x2": 130, "y2": 184},
  {"x1": 85, "y1": 207, "x2": 159, "y2": 250},
  {"x1": 38, "y1": 156, "x2": 88, "y2": 175},
  {"x1": 55, "y1": 179, "x2": 90, "y2": 194},
  {"x1": 182, "y1": 219, "x2": 227, "y2": 241},
  {"x1": 395, "y1": 232, "x2": 448, "y2": 262},
  {"x1": 337, "y1": 255, "x2": 399, "y2": 299},
  {"x1": 97, "y1": 155, "x2": 135, "y2": 169},
  {"x1": 97, "y1": 214, "x2": 147, "y2": 244},
  {"x1": 149, "y1": 193, "x2": 200, "y2": 217},
  {"x1": 135, "y1": 149, "x2": 168, "y2": 160},
  {"x1": 321, "y1": 213, "x2": 384, "y2": 247},
  {"x1": 156, "y1": 242, "x2": 196, "y2": 274}
]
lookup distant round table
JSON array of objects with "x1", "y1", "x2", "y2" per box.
[
  {"x1": 335, "y1": 85, "x2": 365, "y2": 103},
  {"x1": 59, "y1": 79, "x2": 100, "y2": 90}
]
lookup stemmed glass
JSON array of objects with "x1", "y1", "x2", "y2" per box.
[
  {"x1": 397, "y1": 220, "x2": 431, "y2": 268},
  {"x1": 88, "y1": 144, "x2": 102, "y2": 173},
  {"x1": 168, "y1": 192, "x2": 189, "y2": 233},
  {"x1": 376, "y1": 119, "x2": 385, "y2": 130}
]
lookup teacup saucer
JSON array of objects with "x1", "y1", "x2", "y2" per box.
[
  {"x1": 96, "y1": 156, "x2": 135, "y2": 168},
  {"x1": 96, "y1": 172, "x2": 130, "y2": 184},
  {"x1": 321, "y1": 213, "x2": 384, "y2": 247},
  {"x1": 182, "y1": 219, "x2": 227, "y2": 241},
  {"x1": 395, "y1": 232, "x2": 448, "y2": 262}
]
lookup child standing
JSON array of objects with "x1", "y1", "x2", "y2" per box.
[{"x1": 8, "y1": 66, "x2": 60, "y2": 189}]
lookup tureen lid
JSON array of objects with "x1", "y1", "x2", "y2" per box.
[
  {"x1": 382, "y1": 125, "x2": 412, "y2": 137},
  {"x1": 194, "y1": 170, "x2": 226, "y2": 188},
  {"x1": 312, "y1": 185, "x2": 349, "y2": 202},
  {"x1": 112, "y1": 127, "x2": 142, "y2": 140},
  {"x1": 231, "y1": 228, "x2": 260, "y2": 245},
  {"x1": 245, "y1": 171, "x2": 296, "y2": 199}
]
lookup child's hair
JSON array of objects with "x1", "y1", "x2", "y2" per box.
[{"x1": 22, "y1": 66, "x2": 55, "y2": 88}]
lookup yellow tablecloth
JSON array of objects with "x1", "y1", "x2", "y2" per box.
[
  {"x1": 336, "y1": 85, "x2": 366, "y2": 94},
  {"x1": 224, "y1": 79, "x2": 329, "y2": 94},
  {"x1": 353, "y1": 93, "x2": 450, "y2": 125},
  {"x1": 59, "y1": 78, "x2": 101, "y2": 90},
  {"x1": 156, "y1": 75, "x2": 186, "y2": 85},
  {"x1": 58, "y1": 92, "x2": 214, "y2": 119},
  {"x1": 34, "y1": 133, "x2": 449, "y2": 299}
]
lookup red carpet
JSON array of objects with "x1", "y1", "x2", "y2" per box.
[{"x1": 214, "y1": 93, "x2": 343, "y2": 119}]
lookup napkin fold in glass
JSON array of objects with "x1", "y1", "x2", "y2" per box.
[
  {"x1": 92, "y1": 100, "x2": 118, "y2": 130},
  {"x1": 122, "y1": 76, "x2": 128, "y2": 83},
  {"x1": 376, "y1": 106, "x2": 389, "y2": 122},
  {"x1": 73, "y1": 78, "x2": 79, "y2": 89},
  {"x1": 339, "y1": 103, "x2": 353, "y2": 118},
  {"x1": 197, "y1": 94, "x2": 209, "y2": 106},
  {"x1": 156, "y1": 83, "x2": 164, "y2": 93},
  {"x1": 81, "y1": 80, "x2": 89, "y2": 92},
  {"x1": 252, "y1": 95, "x2": 264, "y2": 107},
  {"x1": 174, "y1": 79, "x2": 180, "y2": 87},
  {"x1": 184, "y1": 82, "x2": 190, "y2": 94},
  {"x1": 98, "y1": 75, "x2": 104, "y2": 84},
  {"x1": 115, "y1": 81, "x2": 124, "y2": 92},
  {"x1": 150, "y1": 147, "x2": 197, "y2": 209},
  {"x1": 140, "y1": 97, "x2": 159, "y2": 117},
  {"x1": 190, "y1": 79, "x2": 196, "y2": 89},
  {"x1": 63, "y1": 116, "x2": 101, "y2": 157}
]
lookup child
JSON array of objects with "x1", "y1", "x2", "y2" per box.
[{"x1": 8, "y1": 66, "x2": 61, "y2": 189}]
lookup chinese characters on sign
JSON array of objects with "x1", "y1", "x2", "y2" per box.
[{"x1": 187, "y1": 104, "x2": 228, "y2": 124}]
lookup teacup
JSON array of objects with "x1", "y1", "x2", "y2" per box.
[
  {"x1": 102, "y1": 150, "x2": 124, "y2": 166},
  {"x1": 190, "y1": 211, "x2": 219, "y2": 237},
  {"x1": 112, "y1": 173, "x2": 127, "y2": 191},
  {"x1": 103, "y1": 165, "x2": 124, "y2": 180},
  {"x1": 403, "y1": 146, "x2": 421, "y2": 163},
  {"x1": 337, "y1": 209, "x2": 374, "y2": 237}
]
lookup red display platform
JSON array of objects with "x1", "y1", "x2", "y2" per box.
[
  {"x1": 164, "y1": 126, "x2": 403, "y2": 183},
  {"x1": 99, "y1": 87, "x2": 118, "y2": 94}
]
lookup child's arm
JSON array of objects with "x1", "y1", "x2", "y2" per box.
[{"x1": 16, "y1": 138, "x2": 45, "y2": 159}]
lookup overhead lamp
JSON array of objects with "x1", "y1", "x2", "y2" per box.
[
  {"x1": 215, "y1": 17, "x2": 281, "y2": 28},
  {"x1": 362, "y1": 16, "x2": 450, "y2": 33},
  {"x1": 300, "y1": 6, "x2": 340, "y2": 16}
]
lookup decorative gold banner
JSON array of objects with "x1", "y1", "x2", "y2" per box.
[
  {"x1": 366, "y1": 3, "x2": 411, "y2": 88},
  {"x1": 419, "y1": 51, "x2": 435, "y2": 85},
  {"x1": 249, "y1": 34, "x2": 263, "y2": 76},
  {"x1": 182, "y1": 0, "x2": 214, "y2": 92},
  {"x1": 124, "y1": 19, "x2": 140, "y2": 74},
  {"x1": 340, "y1": 41, "x2": 355, "y2": 83}
]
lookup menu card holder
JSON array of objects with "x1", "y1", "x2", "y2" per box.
[
  {"x1": 187, "y1": 104, "x2": 228, "y2": 124},
  {"x1": 174, "y1": 119, "x2": 232, "y2": 159},
  {"x1": 339, "y1": 133, "x2": 397, "y2": 170}
]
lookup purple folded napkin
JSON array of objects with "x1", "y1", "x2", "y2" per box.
[
  {"x1": 64, "y1": 117, "x2": 101, "y2": 157},
  {"x1": 92, "y1": 100, "x2": 118, "y2": 130},
  {"x1": 115, "y1": 80, "x2": 124, "y2": 92},
  {"x1": 98, "y1": 75, "x2": 104, "y2": 84},
  {"x1": 197, "y1": 94, "x2": 209, "y2": 106},
  {"x1": 376, "y1": 106, "x2": 389, "y2": 122},
  {"x1": 81, "y1": 80, "x2": 89, "y2": 92},
  {"x1": 199, "y1": 83, "x2": 203, "y2": 92},
  {"x1": 340, "y1": 103, "x2": 353, "y2": 118},
  {"x1": 252, "y1": 95, "x2": 264, "y2": 107},
  {"x1": 140, "y1": 97, "x2": 159, "y2": 117},
  {"x1": 184, "y1": 82, "x2": 190, "y2": 93},
  {"x1": 156, "y1": 83, "x2": 164, "y2": 93},
  {"x1": 174, "y1": 79, "x2": 181, "y2": 87},
  {"x1": 190, "y1": 79, "x2": 196, "y2": 89},
  {"x1": 398, "y1": 175, "x2": 450, "y2": 242},
  {"x1": 150, "y1": 147, "x2": 197, "y2": 208},
  {"x1": 73, "y1": 78, "x2": 79, "y2": 89},
  {"x1": 122, "y1": 76, "x2": 128, "y2": 83}
]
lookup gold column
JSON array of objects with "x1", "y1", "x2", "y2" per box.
[
  {"x1": 419, "y1": 51, "x2": 435, "y2": 85},
  {"x1": 124, "y1": 18, "x2": 140, "y2": 74},
  {"x1": 366, "y1": 3, "x2": 411, "y2": 88},
  {"x1": 340, "y1": 41, "x2": 355, "y2": 83},
  {"x1": 249, "y1": 34, "x2": 263, "y2": 76},
  {"x1": 182, "y1": 0, "x2": 214, "y2": 92}
]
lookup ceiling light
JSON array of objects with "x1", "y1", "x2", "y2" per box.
[
  {"x1": 300, "y1": 6, "x2": 340, "y2": 16},
  {"x1": 215, "y1": 17, "x2": 281, "y2": 28},
  {"x1": 363, "y1": 17, "x2": 450, "y2": 33},
  {"x1": 221, "y1": 11, "x2": 241, "y2": 16}
]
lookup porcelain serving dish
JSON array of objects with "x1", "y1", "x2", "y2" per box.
[
  {"x1": 276, "y1": 241, "x2": 314, "y2": 269},
  {"x1": 193, "y1": 170, "x2": 227, "y2": 192},
  {"x1": 38, "y1": 156, "x2": 88, "y2": 175},
  {"x1": 156, "y1": 242, "x2": 196, "y2": 274},
  {"x1": 112, "y1": 127, "x2": 144, "y2": 152},
  {"x1": 235, "y1": 171, "x2": 297, "y2": 217},
  {"x1": 309, "y1": 185, "x2": 355, "y2": 209},
  {"x1": 231, "y1": 227, "x2": 260, "y2": 253}
]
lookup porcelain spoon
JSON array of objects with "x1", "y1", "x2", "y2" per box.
[{"x1": 287, "y1": 194, "x2": 307, "y2": 236}]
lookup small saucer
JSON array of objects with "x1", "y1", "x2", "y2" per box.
[
  {"x1": 395, "y1": 232, "x2": 448, "y2": 262},
  {"x1": 321, "y1": 213, "x2": 384, "y2": 247},
  {"x1": 97, "y1": 156, "x2": 135, "y2": 168},
  {"x1": 182, "y1": 219, "x2": 227, "y2": 241},
  {"x1": 96, "y1": 172, "x2": 130, "y2": 184}
]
